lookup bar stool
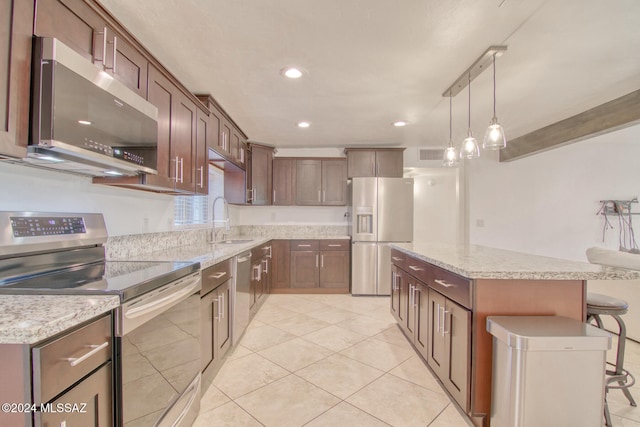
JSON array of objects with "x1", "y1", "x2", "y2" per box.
[{"x1": 587, "y1": 292, "x2": 637, "y2": 427}]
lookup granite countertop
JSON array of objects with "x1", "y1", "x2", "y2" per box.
[
  {"x1": 0, "y1": 295, "x2": 120, "y2": 344},
  {"x1": 391, "y1": 243, "x2": 640, "y2": 281},
  {"x1": 118, "y1": 235, "x2": 351, "y2": 269}
]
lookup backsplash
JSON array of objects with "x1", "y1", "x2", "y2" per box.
[{"x1": 106, "y1": 225, "x2": 349, "y2": 259}]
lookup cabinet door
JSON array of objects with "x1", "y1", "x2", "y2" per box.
[
  {"x1": 414, "y1": 282, "x2": 429, "y2": 360},
  {"x1": 200, "y1": 292, "x2": 214, "y2": 371},
  {"x1": 321, "y1": 159, "x2": 347, "y2": 206},
  {"x1": 319, "y1": 251, "x2": 349, "y2": 289},
  {"x1": 427, "y1": 288, "x2": 447, "y2": 380},
  {"x1": 173, "y1": 93, "x2": 196, "y2": 192},
  {"x1": 249, "y1": 146, "x2": 273, "y2": 205},
  {"x1": 375, "y1": 151, "x2": 404, "y2": 177},
  {"x1": 231, "y1": 129, "x2": 241, "y2": 163},
  {"x1": 347, "y1": 150, "x2": 376, "y2": 177},
  {"x1": 271, "y1": 240, "x2": 291, "y2": 289},
  {"x1": 272, "y1": 159, "x2": 296, "y2": 206},
  {"x1": 216, "y1": 280, "x2": 232, "y2": 358},
  {"x1": 390, "y1": 266, "x2": 401, "y2": 323},
  {"x1": 445, "y1": 299, "x2": 470, "y2": 411},
  {"x1": 290, "y1": 251, "x2": 319, "y2": 288},
  {"x1": 406, "y1": 275, "x2": 417, "y2": 338},
  {"x1": 220, "y1": 119, "x2": 231, "y2": 155},
  {"x1": 147, "y1": 65, "x2": 175, "y2": 184},
  {"x1": 38, "y1": 362, "x2": 112, "y2": 427},
  {"x1": 195, "y1": 108, "x2": 209, "y2": 194},
  {"x1": 35, "y1": 0, "x2": 106, "y2": 63},
  {"x1": 208, "y1": 106, "x2": 222, "y2": 153},
  {"x1": 0, "y1": 0, "x2": 32, "y2": 157},
  {"x1": 250, "y1": 262, "x2": 261, "y2": 308},
  {"x1": 296, "y1": 159, "x2": 322, "y2": 205},
  {"x1": 112, "y1": 34, "x2": 148, "y2": 98}
]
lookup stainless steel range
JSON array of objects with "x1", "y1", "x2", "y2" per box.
[{"x1": 0, "y1": 212, "x2": 202, "y2": 427}]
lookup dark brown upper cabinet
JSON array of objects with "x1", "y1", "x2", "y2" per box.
[
  {"x1": 35, "y1": 0, "x2": 148, "y2": 98},
  {"x1": 0, "y1": 0, "x2": 33, "y2": 158},
  {"x1": 295, "y1": 159, "x2": 347, "y2": 206},
  {"x1": 345, "y1": 148, "x2": 405, "y2": 177},
  {"x1": 272, "y1": 158, "x2": 296, "y2": 206},
  {"x1": 247, "y1": 143, "x2": 274, "y2": 205}
]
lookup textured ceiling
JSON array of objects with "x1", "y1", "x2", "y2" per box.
[{"x1": 99, "y1": 0, "x2": 640, "y2": 149}]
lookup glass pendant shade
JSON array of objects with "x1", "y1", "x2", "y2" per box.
[
  {"x1": 483, "y1": 116, "x2": 506, "y2": 150},
  {"x1": 460, "y1": 130, "x2": 480, "y2": 159},
  {"x1": 443, "y1": 142, "x2": 459, "y2": 167}
]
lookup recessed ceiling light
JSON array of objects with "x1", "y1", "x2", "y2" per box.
[
  {"x1": 297, "y1": 121, "x2": 311, "y2": 128},
  {"x1": 78, "y1": 120, "x2": 92, "y2": 125},
  {"x1": 281, "y1": 67, "x2": 304, "y2": 79},
  {"x1": 393, "y1": 121, "x2": 407, "y2": 127}
]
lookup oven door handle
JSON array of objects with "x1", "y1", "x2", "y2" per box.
[{"x1": 125, "y1": 279, "x2": 200, "y2": 319}]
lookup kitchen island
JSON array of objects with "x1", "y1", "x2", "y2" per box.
[{"x1": 389, "y1": 242, "x2": 640, "y2": 427}]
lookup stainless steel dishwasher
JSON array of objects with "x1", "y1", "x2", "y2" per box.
[{"x1": 233, "y1": 251, "x2": 252, "y2": 345}]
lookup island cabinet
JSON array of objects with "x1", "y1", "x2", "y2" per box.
[
  {"x1": 390, "y1": 247, "x2": 587, "y2": 427},
  {"x1": 0, "y1": 0, "x2": 32, "y2": 158},
  {"x1": 344, "y1": 148, "x2": 405, "y2": 178}
]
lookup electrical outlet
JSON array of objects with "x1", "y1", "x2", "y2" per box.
[{"x1": 476, "y1": 219, "x2": 485, "y2": 227}]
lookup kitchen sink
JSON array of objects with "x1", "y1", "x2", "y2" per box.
[{"x1": 210, "y1": 239, "x2": 254, "y2": 245}]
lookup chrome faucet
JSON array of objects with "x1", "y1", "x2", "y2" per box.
[{"x1": 210, "y1": 196, "x2": 230, "y2": 243}]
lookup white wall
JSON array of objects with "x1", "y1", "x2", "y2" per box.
[
  {"x1": 0, "y1": 162, "x2": 175, "y2": 236},
  {"x1": 468, "y1": 124, "x2": 640, "y2": 262},
  {"x1": 410, "y1": 168, "x2": 461, "y2": 245}
]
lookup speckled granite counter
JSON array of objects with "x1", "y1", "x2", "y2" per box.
[
  {"x1": 390, "y1": 243, "x2": 640, "y2": 280},
  {"x1": 117, "y1": 235, "x2": 351, "y2": 269},
  {"x1": 0, "y1": 295, "x2": 120, "y2": 344}
]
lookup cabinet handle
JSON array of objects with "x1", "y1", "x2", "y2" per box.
[
  {"x1": 408, "y1": 265, "x2": 424, "y2": 272},
  {"x1": 173, "y1": 156, "x2": 180, "y2": 182},
  {"x1": 213, "y1": 296, "x2": 220, "y2": 320},
  {"x1": 439, "y1": 305, "x2": 448, "y2": 337},
  {"x1": 210, "y1": 271, "x2": 226, "y2": 280},
  {"x1": 392, "y1": 271, "x2": 397, "y2": 291},
  {"x1": 316, "y1": 254, "x2": 319, "y2": 268},
  {"x1": 297, "y1": 244, "x2": 311, "y2": 247},
  {"x1": 106, "y1": 35, "x2": 118, "y2": 73},
  {"x1": 409, "y1": 284, "x2": 414, "y2": 306},
  {"x1": 273, "y1": 189, "x2": 276, "y2": 203},
  {"x1": 197, "y1": 166, "x2": 204, "y2": 188},
  {"x1": 240, "y1": 147, "x2": 244, "y2": 163},
  {"x1": 413, "y1": 286, "x2": 419, "y2": 307},
  {"x1": 321, "y1": 254, "x2": 324, "y2": 268},
  {"x1": 323, "y1": 190, "x2": 326, "y2": 203},
  {"x1": 434, "y1": 279, "x2": 453, "y2": 288},
  {"x1": 252, "y1": 188, "x2": 256, "y2": 202},
  {"x1": 436, "y1": 303, "x2": 440, "y2": 335},
  {"x1": 444, "y1": 310, "x2": 451, "y2": 335},
  {"x1": 93, "y1": 27, "x2": 108, "y2": 66},
  {"x1": 66, "y1": 341, "x2": 109, "y2": 367},
  {"x1": 252, "y1": 264, "x2": 261, "y2": 280},
  {"x1": 262, "y1": 258, "x2": 269, "y2": 274},
  {"x1": 220, "y1": 293, "x2": 225, "y2": 319},
  {"x1": 267, "y1": 246, "x2": 272, "y2": 258},
  {"x1": 391, "y1": 256, "x2": 404, "y2": 261},
  {"x1": 328, "y1": 244, "x2": 341, "y2": 247},
  {"x1": 179, "y1": 157, "x2": 184, "y2": 183}
]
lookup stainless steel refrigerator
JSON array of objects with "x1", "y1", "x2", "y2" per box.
[{"x1": 349, "y1": 177, "x2": 414, "y2": 295}]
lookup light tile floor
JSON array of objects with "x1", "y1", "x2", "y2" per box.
[{"x1": 194, "y1": 294, "x2": 640, "y2": 426}]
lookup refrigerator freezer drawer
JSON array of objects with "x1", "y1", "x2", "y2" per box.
[{"x1": 352, "y1": 242, "x2": 377, "y2": 295}]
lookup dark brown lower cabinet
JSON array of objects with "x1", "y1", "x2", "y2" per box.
[
  {"x1": 271, "y1": 240, "x2": 291, "y2": 290},
  {"x1": 427, "y1": 288, "x2": 470, "y2": 411},
  {"x1": 272, "y1": 239, "x2": 349, "y2": 293},
  {"x1": 201, "y1": 262, "x2": 232, "y2": 387}
]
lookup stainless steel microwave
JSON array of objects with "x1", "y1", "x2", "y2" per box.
[{"x1": 28, "y1": 37, "x2": 158, "y2": 177}]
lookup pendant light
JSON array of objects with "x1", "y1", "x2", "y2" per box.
[
  {"x1": 460, "y1": 74, "x2": 479, "y2": 159},
  {"x1": 442, "y1": 93, "x2": 459, "y2": 167},
  {"x1": 483, "y1": 53, "x2": 507, "y2": 150}
]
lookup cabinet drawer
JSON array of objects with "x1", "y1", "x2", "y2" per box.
[
  {"x1": 390, "y1": 249, "x2": 407, "y2": 269},
  {"x1": 405, "y1": 256, "x2": 432, "y2": 284},
  {"x1": 320, "y1": 240, "x2": 349, "y2": 251},
  {"x1": 429, "y1": 266, "x2": 472, "y2": 310},
  {"x1": 202, "y1": 259, "x2": 232, "y2": 295},
  {"x1": 32, "y1": 314, "x2": 111, "y2": 404},
  {"x1": 251, "y1": 242, "x2": 273, "y2": 260},
  {"x1": 290, "y1": 240, "x2": 319, "y2": 251}
]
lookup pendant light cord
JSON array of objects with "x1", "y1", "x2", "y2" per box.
[
  {"x1": 449, "y1": 94, "x2": 452, "y2": 145},
  {"x1": 492, "y1": 53, "x2": 497, "y2": 118},
  {"x1": 467, "y1": 74, "x2": 471, "y2": 130}
]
